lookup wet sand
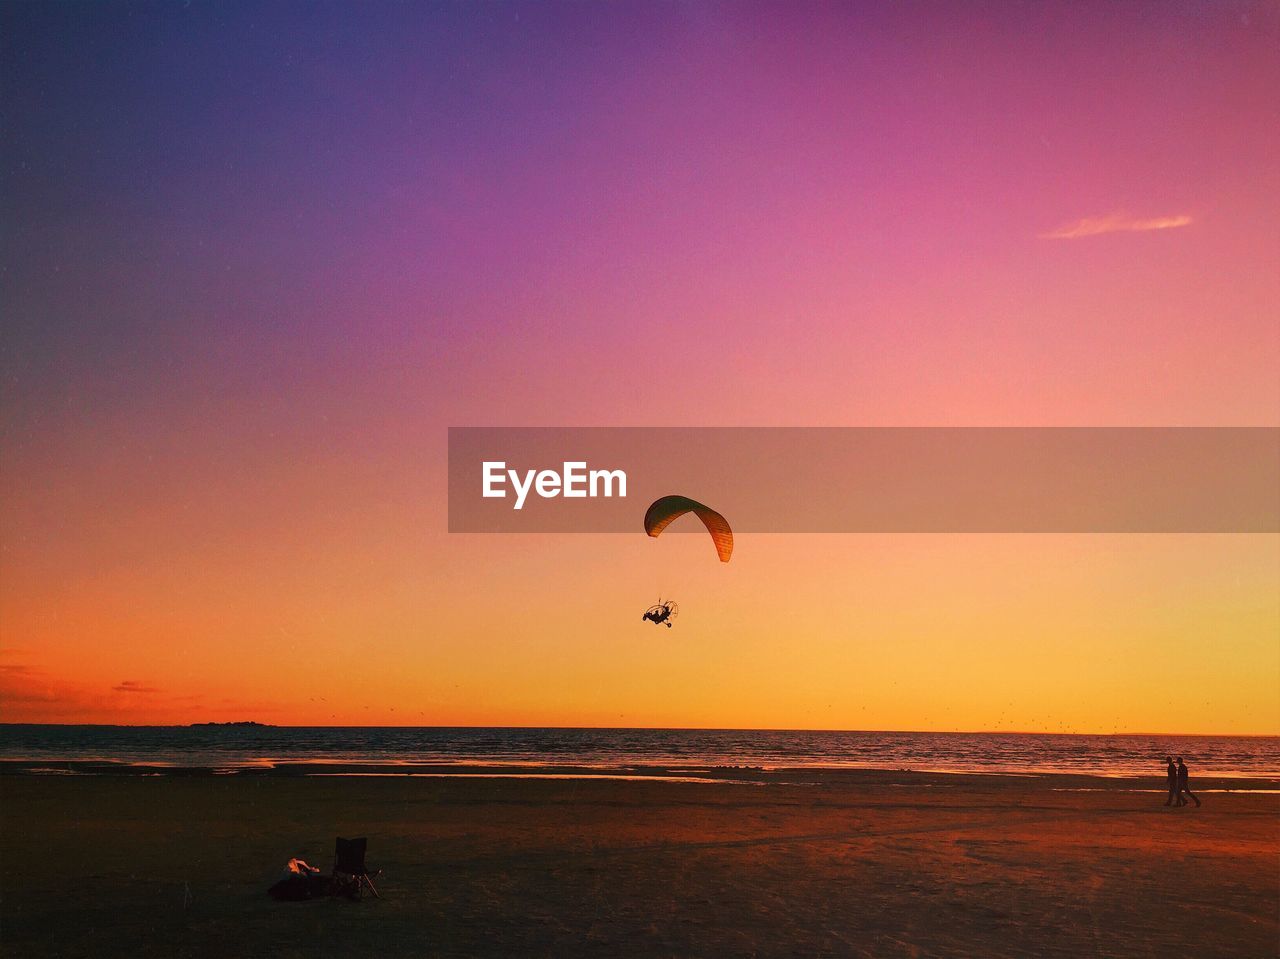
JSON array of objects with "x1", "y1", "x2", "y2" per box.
[{"x1": 2, "y1": 768, "x2": 1276, "y2": 958}]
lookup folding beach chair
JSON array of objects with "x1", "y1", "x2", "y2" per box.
[{"x1": 332, "y1": 836, "x2": 381, "y2": 899}]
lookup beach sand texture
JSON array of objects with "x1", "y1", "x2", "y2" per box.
[{"x1": 2, "y1": 770, "x2": 1276, "y2": 958}]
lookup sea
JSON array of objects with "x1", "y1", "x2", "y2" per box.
[{"x1": 1, "y1": 725, "x2": 1277, "y2": 778}]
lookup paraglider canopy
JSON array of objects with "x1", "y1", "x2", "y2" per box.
[{"x1": 643, "y1": 495, "x2": 733, "y2": 563}]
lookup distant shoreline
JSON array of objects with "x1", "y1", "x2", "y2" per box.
[
  {"x1": 1, "y1": 759, "x2": 1277, "y2": 790},
  {"x1": 187, "y1": 721, "x2": 274, "y2": 728}
]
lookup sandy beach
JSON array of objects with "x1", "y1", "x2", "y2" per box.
[{"x1": 2, "y1": 767, "x2": 1275, "y2": 958}]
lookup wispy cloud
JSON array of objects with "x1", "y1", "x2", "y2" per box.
[
  {"x1": 113, "y1": 680, "x2": 161, "y2": 694},
  {"x1": 0, "y1": 666, "x2": 212, "y2": 722},
  {"x1": 1040, "y1": 213, "x2": 1193, "y2": 240}
]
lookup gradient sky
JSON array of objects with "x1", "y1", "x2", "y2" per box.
[{"x1": 3, "y1": 1, "x2": 1277, "y2": 732}]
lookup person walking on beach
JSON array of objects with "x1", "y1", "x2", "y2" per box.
[
  {"x1": 1176, "y1": 756, "x2": 1201, "y2": 808},
  {"x1": 1163, "y1": 756, "x2": 1179, "y2": 806}
]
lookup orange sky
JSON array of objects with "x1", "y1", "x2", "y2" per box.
[{"x1": 4, "y1": 524, "x2": 1277, "y2": 732}]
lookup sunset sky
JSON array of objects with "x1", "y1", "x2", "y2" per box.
[{"x1": 3, "y1": 1, "x2": 1277, "y2": 732}]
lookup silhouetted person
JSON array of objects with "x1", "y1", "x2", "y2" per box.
[
  {"x1": 1176, "y1": 757, "x2": 1201, "y2": 808},
  {"x1": 1163, "y1": 756, "x2": 1179, "y2": 806}
]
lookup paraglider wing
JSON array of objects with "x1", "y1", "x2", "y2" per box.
[{"x1": 643, "y1": 495, "x2": 733, "y2": 563}]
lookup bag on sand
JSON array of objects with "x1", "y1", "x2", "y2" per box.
[{"x1": 268, "y1": 856, "x2": 330, "y2": 900}]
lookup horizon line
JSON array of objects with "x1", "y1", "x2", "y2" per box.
[{"x1": 2, "y1": 722, "x2": 1276, "y2": 738}]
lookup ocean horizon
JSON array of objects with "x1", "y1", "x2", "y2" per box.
[{"x1": 3, "y1": 724, "x2": 1277, "y2": 777}]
